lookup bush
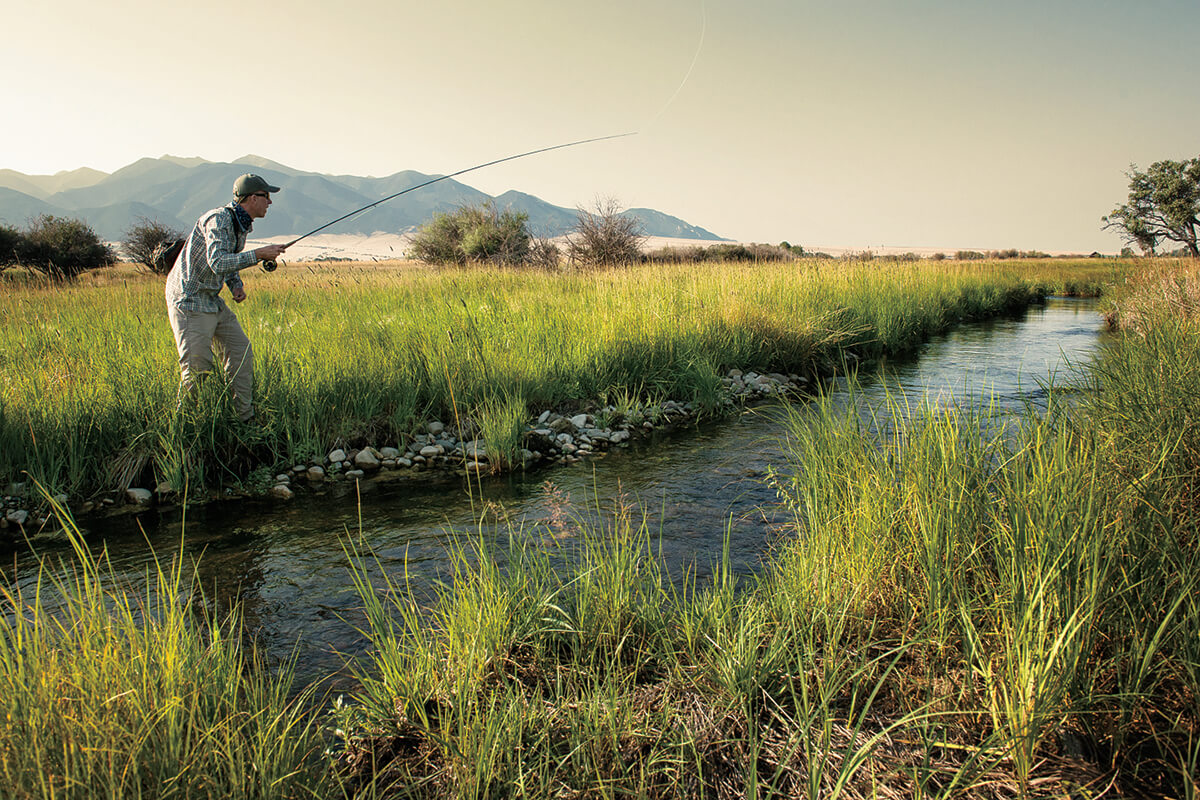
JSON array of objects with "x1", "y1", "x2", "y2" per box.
[
  {"x1": 0, "y1": 224, "x2": 19, "y2": 272},
  {"x1": 14, "y1": 215, "x2": 115, "y2": 280},
  {"x1": 123, "y1": 217, "x2": 183, "y2": 274},
  {"x1": 955, "y1": 250, "x2": 986, "y2": 261},
  {"x1": 565, "y1": 198, "x2": 645, "y2": 267},
  {"x1": 409, "y1": 202, "x2": 531, "y2": 266}
]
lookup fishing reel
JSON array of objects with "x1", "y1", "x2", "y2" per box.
[{"x1": 261, "y1": 259, "x2": 280, "y2": 272}]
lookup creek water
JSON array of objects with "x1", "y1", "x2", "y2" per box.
[{"x1": 2, "y1": 296, "x2": 1106, "y2": 691}]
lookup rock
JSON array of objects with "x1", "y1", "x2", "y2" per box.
[
  {"x1": 419, "y1": 445, "x2": 441, "y2": 459},
  {"x1": 328, "y1": 448, "x2": 347, "y2": 464},
  {"x1": 5, "y1": 483, "x2": 27, "y2": 498},
  {"x1": 465, "y1": 461, "x2": 486, "y2": 472},
  {"x1": 561, "y1": 442, "x2": 578, "y2": 454},
  {"x1": 5, "y1": 509, "x2": 28, "y2": 526},
  {"x1": 345, "y1": 469, "x2": 365, "y2": 479},
  {"x1": 396, "y1": 457, "x2": 413, "y2": 468},
  {"x1": 548, "y1": 416, "x2": 574, "y2": 434},
  {"x1": 538, "y1": 410, "x2": 552, "y2": 424},
  {"x1": 570, "y1": 413, "x2": 589, "y2": 429},
  {"x1": 611, "y1": 430, "x2": 632, "y2": 444},
  {"x1": 382, "y1": 459, "x2": 397, "y2": 468},
  {"x1": 269, "y1": 484, "x2": 294, "y2": 500},
  {"x1": 126, "y1": 488, "x2": 153, "y2": 505},
  {"x1": 275, "y1": 473, "x2": 291, "y2": 483},
  {"x1": 380, "y1": 446, "x2": 401, "y2": 459},
  {"x1": 427, "y1": 421, "x2": 445, "y2": 436},
  {"x1": 307, "y1": 466, "x2": 326, "y2": 482},
  {"x1": 463, "y1": 440, "x2": 488, "y2": 460},
  {"x1": 354, "y1": 449, "x2": 381, "y2": 471},
  {"x1": 293, "y1": 464, "x2": 307, "y2": 474}
]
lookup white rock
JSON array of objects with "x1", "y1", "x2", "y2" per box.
[
  {"x1": 345, "y1": 469, "x2": 365, "y2": 479},
  {"x1": 126, "y1": 488, "x2": 153, "y2": 505},
  {"x1": 380, "y1": 447, "x2": 401, "y2": 459},
  {"x1": 269, "y1": 484, "x2": 294, "y2": 500},
  {"x1": 463, "y1": 440, "x2": 488, "y2": 460},
  {"x1": 570, "y1": 413, "x2": 589, "y2": 429},
  {"x1": 307, "y1": 466, "x2": 326, "y2": 481},
  {"x1": 427, "y1": 421, "x2": 446, "y2": 436},
  {"x1": 293, "y1": 465, "x2": 307, "y2": 474},
  {"x1": 328, "y1": 449, "x2": 347, "y2": 463},
  {"x1": 275, "y1": 473, "x2": 291, "y2": 483},
  {"x1": 611, "y1": 430, "x2": 632, "y2": 444},
  {"x1": 6, "y1": 509, "x2": 28, "y2": 525},
  {"x1": 465, "y1": 461, "x2": 486, "y2": 472},
  {"x1": 419, "y1": 445, "x2": 441, "y2": 458},
  {"x1": 537, "y1": 410, "x2": 552, "y2": 424}
]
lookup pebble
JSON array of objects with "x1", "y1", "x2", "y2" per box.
[
  {"x1": 328, "y1": 449, "x2": 347, "y2": 464},
  {"x1": 307, "y1": 466, "x2": 326, "y2": 482},
  {"x1": 5, "y1": 509, "x2": 28, "y2": 526},
  {"x1": 126, "y1": 488, "x2": 153, "y2": 506},
  {"x1": 269, "y1": 484, "x2": 294, "y2": 500}
]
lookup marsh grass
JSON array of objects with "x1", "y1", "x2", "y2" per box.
[
  {"x1": 3, "y1": 257, "x2": 1115, "y2": 502},
  {"x1": 329, "y1": 262, "x2": 1198, "y2": 799},
  {"x1": 0, "y1": 497, "x2": 333, "y2": 799}
]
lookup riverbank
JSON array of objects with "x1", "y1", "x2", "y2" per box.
[
  {"x1": 4, "y1": 261, "x2": 1196, "y2": 797},
  {"x1": 2, "y1": 257, "x2": 1101, "y2": 536}
]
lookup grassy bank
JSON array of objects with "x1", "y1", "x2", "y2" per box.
[
  {"x1": 331, "y1": 261, "x2": 1197, "y2": 798},
  {"x1": 2, "y1": 261, "x2": 1195, "y2": 797},
  {"x1": 0, "y1": 258, "x2": 1123, "y2": 505}
]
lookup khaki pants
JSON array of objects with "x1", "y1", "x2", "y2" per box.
[{"x1": 167, "y1": 300, "x2": 255, "y2": 422}]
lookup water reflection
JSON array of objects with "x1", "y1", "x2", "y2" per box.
[{"x1": 2, "y1": 297, "x2": 1106, "y2": 689}]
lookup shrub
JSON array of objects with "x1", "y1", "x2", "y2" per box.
[
  {"x1": 955, "y1": 250, "x2": 986, "y2": 261},
  {"x1": 0, "y1": 224, "x2": 19, "y2": 272},
  {"x1": 565, "y1": 198, "x2": 645, "y2": 267},
  {"x1": 123, "y1": 217, "x2": 183, "y2": 274},
  {"x1": 14, "y1": 215, "x2": 115, "y2": 280},
  {"x1": 409, "y1": 202, "x2": 531, "y2": 266}
]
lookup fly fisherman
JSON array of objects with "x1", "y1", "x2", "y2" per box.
[{"x1": 165, "y1": 173, "x2": 288, "y2": 423}]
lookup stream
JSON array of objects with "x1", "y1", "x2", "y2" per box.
[{"x1": 2, "y1": 296, "x2": 1106, "y2": 691}]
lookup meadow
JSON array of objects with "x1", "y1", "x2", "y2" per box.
[
  {"x1": 0, "y1": 257, "x2": 1115, "y2": 509},
  {"x1": 2, "y1": 258, "x2": 1196, "y2": 798}
]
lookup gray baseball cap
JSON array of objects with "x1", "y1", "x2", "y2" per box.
[{"x1": 233, "y1": 173, "x2": 281, "y2": 197}]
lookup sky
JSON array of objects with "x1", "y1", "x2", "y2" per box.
[{"x1": 4, "y1": 0, "x2": 1198, "y2": 253}]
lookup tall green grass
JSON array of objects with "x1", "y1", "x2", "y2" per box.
[
  {"x1": 0, "y1": 503, "x2": 333, "y2": 799},
  {"x1": 329, "y1": 262, "x2": 1198, "y2": 798},
  {"x1": 2, "y1": 258, "x2": 1080, "y2": 500}
]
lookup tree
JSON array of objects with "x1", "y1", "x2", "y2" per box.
[
  {"x1": 14, "y1": 215, "x2": 116, "y2": 280},
  {"x1": 408, "y1": 202, "x2": 532, "y2": 266},
  {"x1": 124, "y1": 217, "x2": 183, "y2": 274},
  {"x1": 565, "y1": 198, "x2": 646, "y2": 267},
  {"x1": 1103, "y1": 158, "x2": 1200, "y2": 257},
  {"x1": 0, "y1": 224, "x2": 19, "y2": 274}
]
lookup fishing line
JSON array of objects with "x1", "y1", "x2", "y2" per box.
[{"x1": 643, "y1": 0, "x2": 707, "y2": 128}]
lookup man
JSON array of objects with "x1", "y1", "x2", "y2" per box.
[{"x1": 165, "y1": 173, "x2": 288, "y2": 422}]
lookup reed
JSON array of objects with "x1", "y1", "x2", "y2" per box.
[
  {"x1": 5, "y1": 258, "x2": 1095, "y2": 502},
  {"x1": 0, "y1": 499, "x2": 333, "y2": 799}
]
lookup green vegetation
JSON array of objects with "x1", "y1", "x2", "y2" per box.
[
  {"x1": 2, "y1": 257, "x2": 1102, "y2": 503},
  {"x1": 1, "y1": 260, "x2": 1196, "y2": 797},
  {"x1": 408, "y1": 202, "x2": 535, "y2": 266},
  {"x1": 1103, "y1": 155, "x2": 1200, "y2": 256},
  {"x1": 0, "y1": 215, "x2": 116, "y2": 280},
  {"x1": 0, "y1": 514, "x2": 332, "y2": 799},
  {"x1": 122, "y1": 217, "x2": 184, "y2": 274}
]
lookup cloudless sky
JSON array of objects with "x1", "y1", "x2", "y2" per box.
[{"x1": 4, "y1": 0, "x2": 1198, "y2": 252}]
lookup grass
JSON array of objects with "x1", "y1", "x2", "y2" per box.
[
  {"x1": 0, "y1": 500, "x2": 334, "y2": 799},
  {"x1": 3, "y1": 257, "x2": 1195, "y2": 798},
  {"x1": 0, "y1": 257, "x2": 1129, "y2": 505}
]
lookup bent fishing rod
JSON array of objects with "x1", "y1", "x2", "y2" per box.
[{"x1": 259, "y1": 132, "x2": 636, "y2": 270}]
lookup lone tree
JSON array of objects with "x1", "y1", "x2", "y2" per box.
[
  {"x1": 124, "y1": 217, "x2": 183, "y2": 274},
  {"x1": 565, "y1": 197, "x2": 646, "y2": 267},
  {"x1": 409, "y1": 202, "x2": 532, "y2": 266},
  {"x1": 1103, "y1": 157, "x2": 1200, "y2": 256}
]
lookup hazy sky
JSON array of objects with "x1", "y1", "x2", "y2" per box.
[{"x1": 4, "y1": 0, "x2": 1198, "y2": 252}]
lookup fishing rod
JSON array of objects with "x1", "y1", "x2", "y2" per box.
[{"x1": 260, "y1": 132, "x2": 636, "y2": 270}]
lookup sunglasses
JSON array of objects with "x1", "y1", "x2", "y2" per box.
[{"x1": 252, "y1": 192, "x2": 270, "y2": 199}]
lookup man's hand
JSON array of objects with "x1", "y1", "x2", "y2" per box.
[
  {"x1": 231, "y1": 286, "x2": 247, "y2": 303},
  {"x1": 254, "y1": 244, "x2": 287, "y2": 262}
]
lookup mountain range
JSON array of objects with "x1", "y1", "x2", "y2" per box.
[{"x1": 0, "y1": 155, "x2": 726, "y2": 243}]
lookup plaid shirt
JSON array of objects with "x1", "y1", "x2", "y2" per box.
[{"x1": 164, "y1": 203, "x2": 259, "y2": 313}]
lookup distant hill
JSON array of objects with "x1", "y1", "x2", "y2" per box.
[{"x1": 0, "y1": 155, "x2": 727, "y2": 243}]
